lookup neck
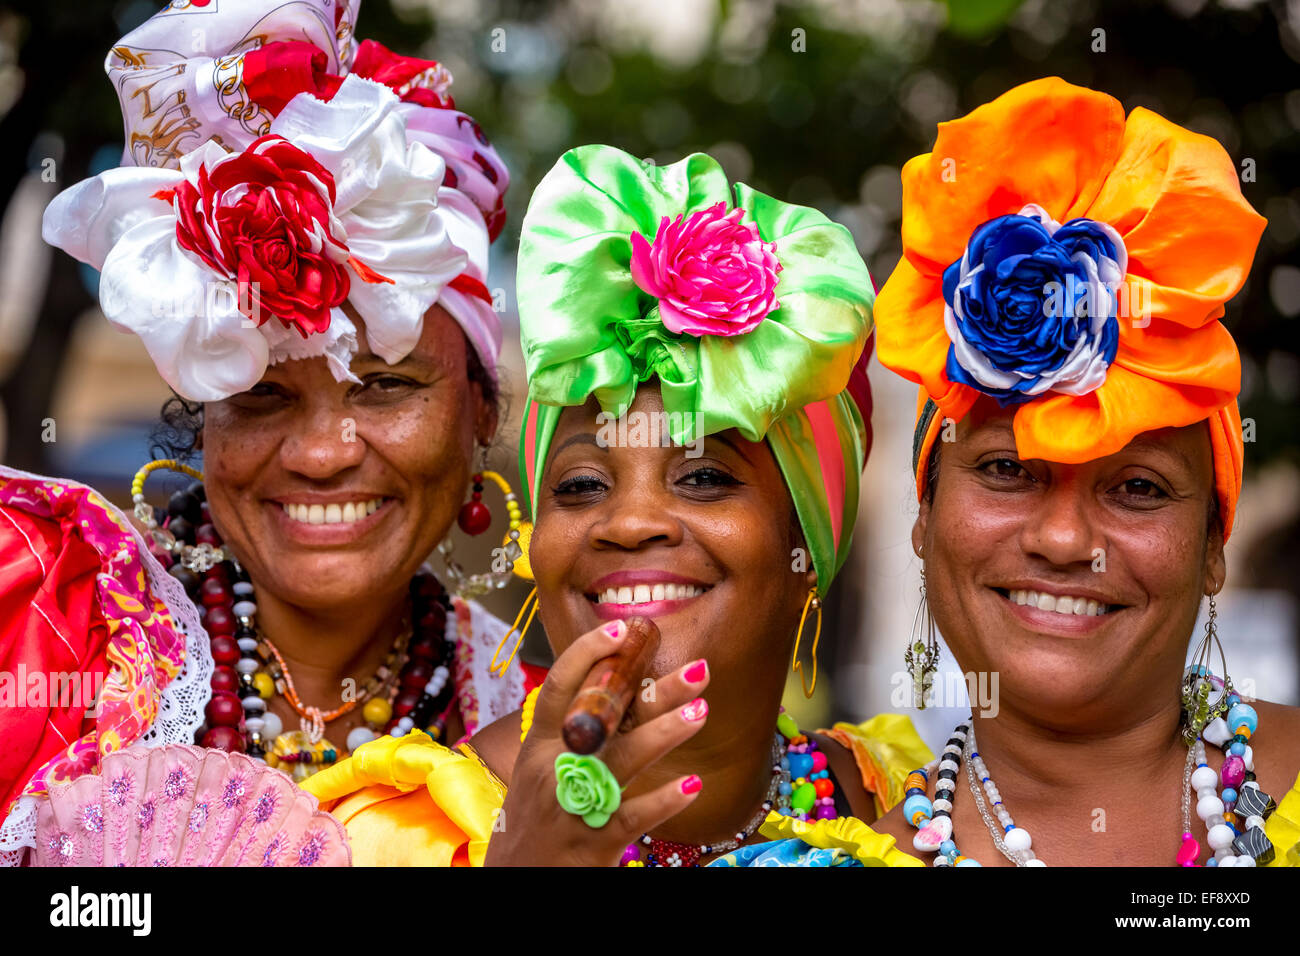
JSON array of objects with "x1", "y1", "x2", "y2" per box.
[
  {"x1": 966, "y1": 690, "x2": 1189, "y2": 803},
  {"x1": 252, "y1": 580, "x2": 411, "y2": 711},
  {"x1": 636, "y1": 703, "x2": 783, "y2": 851}
]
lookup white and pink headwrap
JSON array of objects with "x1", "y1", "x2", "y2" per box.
[{"x1": 41, "y1": 0, "x2": 509, "y2": 400}]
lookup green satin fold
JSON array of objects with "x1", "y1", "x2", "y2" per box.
[{"x1": 517, "y1": 145, "x2": 875, "y2": 590}]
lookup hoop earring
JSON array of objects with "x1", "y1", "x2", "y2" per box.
[
  {"x1": 490, "y1": 586, "x2": 538, "y2": 677},
  {"x1": 792, "y1": 587, "x2": 821, "y2": 699},
  {"x1": 904, "y1": 565, "x2": 940, "y2": 710},
  {"x1": 131, "y1": 459, "x2": 229, "y2": 572},
  {"x1": 1181, "y1": 593, "x2": 1234, "y2": 741},
  {"x1": 438, "y1": 468, "x2": 534, "y2": 600}
]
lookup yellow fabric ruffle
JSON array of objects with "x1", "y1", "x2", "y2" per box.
[
  {"x1": 301, "y1": 731, "x2": 504, "y2": 866},
  {"x1": 758, "y1": 810, "x2": 924, "y2": 867},
  {"x1": 820, "y1": 712, "x2": 935, "y2": 818},
  {"x1": 1263, "y1": 771, "x2": 1300, "y2": 867}
]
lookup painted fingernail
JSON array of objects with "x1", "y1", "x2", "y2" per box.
[
  {"x1": 680, "y1": 698, "x2": 708, "y2": 722},
  {"x1": 680, "y1": 775, "x2": 703, "y2": 795},
  {"x1": 682, "y1": 659, "x2": 708, "y2": 684},
  {"x1": 602, "y1": 620, "x2": 625, "y2": 639}
]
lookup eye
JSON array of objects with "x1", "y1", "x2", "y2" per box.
[
  {"x1": 231, "y1": 381, "x2": 290, "y2": 406},
  {"x1": 361, "y1": 374, "x2": 418, "y2": 392},
  {"x1": 677, "y1": 467, "x2": 741, "y2": 488},
  {"x1": 552, "y1": 474, "x2": 608, "y2": 496},
  {"x1": 978, "y1": 457, "x2": 1032, "y2": 481},
  {"x1": 1115, "y1": 477, "x2": 1168, "y2": 499}
]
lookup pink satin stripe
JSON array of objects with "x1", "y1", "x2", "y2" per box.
[
  {"x1": 804, "y1": 399, "x2": 846, "y2": 553},
  {"x1": 523, "y1": 399, "x2": 539, "y2": 506}
]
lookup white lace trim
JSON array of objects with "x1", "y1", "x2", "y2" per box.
[
  {"x1": 0, "y1": 466, "x2": 214, "y2": 864},
  {"x1": 461, "y1": 598, "x2": 526, "y2": 727},
  {"x1": 133, "y1": 514, "x2": 214, "y2": 749},
  {"x1": 0, "y1": 796, "x2": 37, "y2": 865}
]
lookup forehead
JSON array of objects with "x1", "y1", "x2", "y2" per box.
[
  {"x1": 349, "y1": 303, "x2": 466, "y2": 365},
  {"x1": 956, "y1": 396, "x2": 1213, "y2": 475}
]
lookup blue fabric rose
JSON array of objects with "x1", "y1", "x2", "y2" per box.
[{"x1": 941, "y1": 204, "x2": 1126, "y2": 404}]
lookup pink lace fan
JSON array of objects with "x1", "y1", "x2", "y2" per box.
[{"x1": 32, "y1": 744, "x2": 351, "y2": 866}]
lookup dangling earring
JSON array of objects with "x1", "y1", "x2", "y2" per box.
[
  {"x1": 457, "y1": 471, "x2": 492, "y2": 535},
  {"x1": 131, "y1": 458, "x2": 228, "y2": 572},
  {"x1": 904, "y1": 564, "x2": 940, "y2": 710},
  {"x1": 437, "y1": 465, "x2": 534, "y2": 600},
  {"x1": 490, "y1": 586, "x2": 538, "y2": 677},
  {"x1": 792, "y1": 587, "x2": 821, "y2": 699},
  {"x1": 1181, "y1": 592, "x2": 1234, "y2": 741}
]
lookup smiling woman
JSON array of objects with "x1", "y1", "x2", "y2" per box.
[
  {"x1": 301, "y1": 144, "x2": 933, "y2": 867},
  {"x1": 869, "y1": 77, "x2": 1300, "y2": 868},
  {"x1": 1, "y1": 0, "x2": 540, "y2": 865}
]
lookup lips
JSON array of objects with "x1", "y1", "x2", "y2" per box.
[
  {"x1": 993, "y1": 587, "x2": 1119, "y2": 616},
  {"x1": 281, "y1": 497, "x2": 387, "y2": 525},
  {"x1": 594, "y1": 582, "x2": 707, "y2": 606}
]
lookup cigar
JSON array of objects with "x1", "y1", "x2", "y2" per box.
[{"x1": 562, "y1": 617, "x2": 661, "y2": 755}]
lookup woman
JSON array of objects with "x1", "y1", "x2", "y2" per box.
[
  {"x1": 867, "y1": 77, "x2": 1300, "y2": 866},
  {"x1": 303, "y1": 145, "x2": 932, "y2": 866},
  {"x1": 1, "y1": 0, "x2": 537, "y2": 861}
]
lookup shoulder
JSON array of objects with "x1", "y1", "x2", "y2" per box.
[
  {"x1": 1245, "y1": 699, "x2": 1300, "y2": 801},
  {"x1": 466, "y1": 711, "x2": 524, "y2": 787}
]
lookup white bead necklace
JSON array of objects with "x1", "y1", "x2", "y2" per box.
[{"x1": 965, "y1": 726, "x2": 1046, "y2": 866}]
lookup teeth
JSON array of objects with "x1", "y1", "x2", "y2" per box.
[
  {"x1": 282, "y1": 498, "x2": 385, "y2": 525},
  {"x1": 1007, "y1": 588, "x2": 1108, "y2": 616},
  {"x1": 594, "y1": 583, "x2": 706, "y2": 606}
]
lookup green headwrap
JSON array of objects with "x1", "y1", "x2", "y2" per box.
[{"x1": 517, "y1": 145, "x2": 874, "y2": 591}]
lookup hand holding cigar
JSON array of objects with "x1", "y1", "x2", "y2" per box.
[{"x1": 561, "y1": 616, "x2": 661, "y2": 754}]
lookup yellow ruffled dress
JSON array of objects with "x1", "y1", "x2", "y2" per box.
[{"x1": 301, "y1": 713, "x2": 933, "y2": 866}]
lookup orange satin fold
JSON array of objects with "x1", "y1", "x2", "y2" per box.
[{"x1": 876, "y1": 77, "x2": 1265, "y2": 537}]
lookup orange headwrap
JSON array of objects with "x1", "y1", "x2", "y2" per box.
[{"x1": 875, "y1": 77, "x2": 1264, "y2": 539}]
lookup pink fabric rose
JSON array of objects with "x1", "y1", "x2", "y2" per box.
[{"x1": 629, "y1": 201, "x2": 781, "y2": 337}]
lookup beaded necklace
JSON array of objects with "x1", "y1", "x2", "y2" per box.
[
  {"x1": 618, "y1": 710, "x2": 838, "y2": 867},
  {"x1": 137, "y1": 473, "x2": 460, "y2": 780},
  {"x1": 902, "y1": 670, "x2": 1280, "y2": 867}
]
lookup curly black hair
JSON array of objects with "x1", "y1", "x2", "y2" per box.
[{"x1": 148, "y1": 345, "x2": 502, "y2": 463}]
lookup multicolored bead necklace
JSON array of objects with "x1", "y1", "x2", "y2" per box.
[
  {"x1": 902, "y1": 669, "x2": 1279, "y2": 867},
  {"x1": 133, "y1": 463, "x2": 460, "y2": 780},
  {"x1": 618, "y1": 710, "x2": 837, "y2": 867}
]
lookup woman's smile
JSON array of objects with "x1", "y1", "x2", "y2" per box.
[
  {"x1": 584, "y1": 569, "x2": 714, "y2": 622},
  {"x1": 265, "y1": 492, "x2": 399, "y2": 547}
]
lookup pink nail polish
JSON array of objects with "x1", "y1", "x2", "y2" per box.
[
  {"x1": 682, "y1": 659, "x2": 708, "y2": 684},
  {"x1": 680, "y1": 698, "x2": 708, "y2": 722},
  {"x1": 680, "y1": 775, "x2": 703, "y2": 795},
  {"x1": 603, "y1": 620, "x2": 625, "y2": 639}
]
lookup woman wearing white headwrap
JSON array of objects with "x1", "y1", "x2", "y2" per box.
[{"x1": 1, "y1": 0, "x2": 539, "y2": 863}]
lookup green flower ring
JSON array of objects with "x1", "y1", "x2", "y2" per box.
[{"x1": 554, "y1": 752, "x2": 623, "y2": 828}]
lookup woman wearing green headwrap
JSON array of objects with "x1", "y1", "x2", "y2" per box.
[{"x1": 303, "y1": 145, "x2": 930, "y2": 866}]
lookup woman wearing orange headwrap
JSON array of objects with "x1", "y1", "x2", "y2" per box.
[{"x1": 868, "y1": 77, "x2": 1300, "y2": 867}]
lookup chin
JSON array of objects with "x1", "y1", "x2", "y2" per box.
[{"x1": 260, "y1": 551, "x2": 408, "y2": 609}]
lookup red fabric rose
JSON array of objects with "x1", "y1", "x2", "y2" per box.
[{"x1": 160, "y1": 135, "x2": 351, "y2": 336}]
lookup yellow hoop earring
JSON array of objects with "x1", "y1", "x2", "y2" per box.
[
  {"x1": 131, "y1": 458, "x2": 228, "y2": 571},
  {"x1": 792, "y1": 587, "x2": 822, "y2": 699},
  {"x1": 490, "y1": 585, "x2": 538, "y2": 677}
]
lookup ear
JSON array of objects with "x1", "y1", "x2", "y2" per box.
[
  {"x1": 1203, "y1": 515, "x2": 1226, "y2": 596},
  {"x1": 473, "y1": 382, "x2": 500, "y2": 448},
  {"x1": 912, "y1": 494, "x2": 930, "y2": 560}
]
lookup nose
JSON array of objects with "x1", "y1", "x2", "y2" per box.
[
  {"x1": 588, "y1": 483, "x2": 683, "y2": 552},
  {"x1": 1018, "y1": 471, "x2": 1102, "y2": 568},
  {"x1": 278, "y1": 402, "x2": 366, "y2": 481}
]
